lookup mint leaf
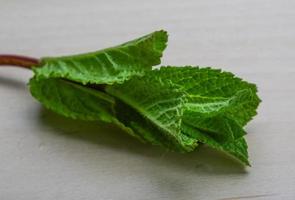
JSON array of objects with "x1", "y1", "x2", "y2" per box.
[
  {"x1": 29, "y1": 77, "x2": 116, "y2": 123},
  {"x1": 183, "y1": 89, "x2": 253, "y2": 142},
  {"x1": 106, "y1": 73, "x2": 198, "y2": 152},
  {"x1": 150, "y1": 66, "x2": 261, "y2": 126},
  {"x1": 33, "y1": 30, "x2": 168, "y2": 85},
  {"x1": 106, "y1": 66, "x2": 260, "y2": 164},
  {"x1": 181, "y1": 123, "x2": 249, "y2": 165}
]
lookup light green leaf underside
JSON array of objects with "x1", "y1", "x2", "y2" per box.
[
  {"x1": 33, "y1": 30, "x2": 168, "y2": 85},
  {"x1": 29, "y1": 77, "x2": 116, "y2": 123}
]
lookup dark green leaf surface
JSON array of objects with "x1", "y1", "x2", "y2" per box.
[
  {"x1": 183, "y1": 89, "x2": 252, "y2": 142},
  {"x1": 33, "y1": 30, "x2": 168, "y2": 85},
  {"x1": 29, "y1": 78, "x2": 116, "y2": 123},
  {"x1": 181, "y1": 123, "x2": 249, "y2": 165},
  {"x1": 151, "y1": 66, "x2": 261, "y2": 126},
  {"x1": 106, "y1": 74, "x2": 198, "y2": 152}
]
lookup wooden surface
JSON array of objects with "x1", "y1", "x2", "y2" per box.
[{"x1": 1, "y1": 0, "x2": 294, "y2": 199}]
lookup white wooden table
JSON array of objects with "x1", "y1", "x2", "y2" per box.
[{"x1": 1, "y1": 0, "x2": 294, "y2": 199}]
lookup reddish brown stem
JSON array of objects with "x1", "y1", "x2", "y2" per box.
[{"x1": 0, "y1": 54, "x2": 40, "y2": 69}]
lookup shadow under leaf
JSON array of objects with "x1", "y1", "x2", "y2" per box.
[
  {"x1": 0, "y1": 75, "x2": 27, "y2": 90},
  {"x1": 37, "y1": 107, "x2": 248, "y2": 174}
]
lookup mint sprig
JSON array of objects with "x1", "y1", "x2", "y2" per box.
[{"x1": 0, "y1": 30, "x2": 261, "y2": 166}]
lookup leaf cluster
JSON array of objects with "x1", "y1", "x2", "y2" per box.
[{"x1": 29, "y1": 30, "x2": 261, "y2": 165}]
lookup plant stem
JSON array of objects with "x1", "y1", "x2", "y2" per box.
[{"x1": 0, "y1": 54, "x2": 40, "y2": 69}]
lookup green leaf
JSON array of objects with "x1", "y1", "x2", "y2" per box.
[
  {"x1": 33, "y1": 30, "x2": 168, "y2": 85},
  {"x1": 106, "y1": 73, "x2": 198, "y2": 152},
  {"x1": 151, "y1": 66, "x2": 261, "y2": 126},
  {"x1": 183, "y1": 115, "x2": 246, "y2": 143},
  {"x1": 106, "y1": 66, "x2": 260, "y2": 164},
  {"x1": 183, "y1": 90, "x2": 253, "y2": 142},
  {"x1": 29, "y1": 77, "x2": 116, "y2": 123},
  {"x1": 181, "y1": 123, "x2": 249, "y2": 165}
]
